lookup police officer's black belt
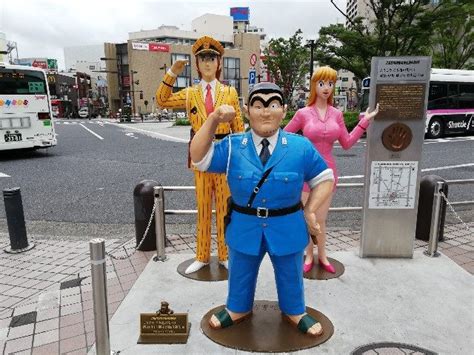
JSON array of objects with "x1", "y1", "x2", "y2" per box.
[
  {"x1": 214, "y1": 133, "x2": 229, "y2": 140},
  {"x1": 230, "y1": 201, "x2": 302, "y2": 218}
]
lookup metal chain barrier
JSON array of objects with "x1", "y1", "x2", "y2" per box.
[
  {"x1": 105, "y1": 199, "x2": 158, "y2": 260},
  {"x1": 440, "y1": 191, "x2": 473, "y2": 236}
]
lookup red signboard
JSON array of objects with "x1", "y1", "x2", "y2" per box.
[
  {"x1": 149, "y1": 43, "x2": 170, "y2": 52},
  {"x1": 122, "y1": 75, "x2": 130, "y2": 87},
  {"x1": 32, "y1": 60, "x2": 48, "y2": 69},
  {"x1": 250, "y1": 53, "x2": 257, "y2": 66}
]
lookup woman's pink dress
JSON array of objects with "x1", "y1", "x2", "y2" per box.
[{"x1": 284, "y1": 105, "x2": 370, "y2": 192}]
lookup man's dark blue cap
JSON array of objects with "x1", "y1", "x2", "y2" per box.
[{"x1": 248, "y1": 82, "x2": 284, "y2": 104}]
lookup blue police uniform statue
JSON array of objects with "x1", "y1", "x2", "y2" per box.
[
  {"x1": 192, "y1": 82, "x2": 334, "y2": 336},
  {"x1": 207, "y1": 130, "x2": 330, "y2": 314}
]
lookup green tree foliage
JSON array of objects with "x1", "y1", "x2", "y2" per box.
[
  {"x1": 431, "y1": 0, "x2": 473, "y2": 69},
  {"x1": 316, "y1": 0, "x2": 473, "y2": 83},
  {"x1": 262, "y1": 30, "x2": 308, "y2": 108}
]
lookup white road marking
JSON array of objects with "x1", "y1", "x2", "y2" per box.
[
  {"x1": 125, "y1": 132, "x2": 139, "y2": 140},
  {"x1": 424, "y1": 136, "x2": 474, "y2": 144},
  {"x1": 339, "y1": 175, "x2": 364, "y2": 180},
  {"x1": 108, "y1": 123, "x2": 188, "y2": 143},
  {"x1": 79, "y1": 123, "x2": 104, "y2": 140},
  {"x1": 422, "y1": 163, "x2": 474, "y2": 172},
  {"x1": 0, "y1": 173, "x2": 11, "y2": 178}
]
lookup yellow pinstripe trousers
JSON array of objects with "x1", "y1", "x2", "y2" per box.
[{"x1": 194, "y1": 170, "x2": 229, "y2": 262}]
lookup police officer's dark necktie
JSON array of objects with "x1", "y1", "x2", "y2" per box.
[{"x1": 259, "y1": 138, "x2": 271, "y2": 165}]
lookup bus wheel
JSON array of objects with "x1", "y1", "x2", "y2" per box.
[{"x1": 427, "y1": 117, "x2": 444, "y2": 139}]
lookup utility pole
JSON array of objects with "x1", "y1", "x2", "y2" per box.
[
  {"x1": 306, "y1": 40, "x2": 316, "y2": 79},
  {"x1": 130, "y1": 70, "x2": 138, "y2": 118}
]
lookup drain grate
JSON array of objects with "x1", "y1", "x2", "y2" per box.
[
  {"x1": 10, "y1": 311, "x2": 37, "y2": 328},
  {"x1": 352, "y1": 342, "x2": 437, "y2": 355},
  {"x1": 60, "y1": 276, "x2": 86, "y2": 290}
]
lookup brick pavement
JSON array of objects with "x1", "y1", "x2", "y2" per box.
[{"x1": 0, "y1": 222, "x2": 472, "y2": 354}]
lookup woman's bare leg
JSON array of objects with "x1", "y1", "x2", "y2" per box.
[
  {"x1": 301, "y1": 192, "x2": 314, "y2": 265},
  {"x1": 315, "y1": 193, "x2": 333, "y2": 265}
]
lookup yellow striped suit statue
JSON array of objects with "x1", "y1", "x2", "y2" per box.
[{"x1": 156, "y1": 36, "x2": 245, "y2": 274}]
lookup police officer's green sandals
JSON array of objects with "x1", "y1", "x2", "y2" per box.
[
  {"x1": 282, "y1": 313, "x2": 324, "y2": 337},
  {"x1": 210, "y1": 308, "x2": 323, "y2": 337},
  {"x1": 209, "y1": 309, "x2": 253, "y2": 329}
]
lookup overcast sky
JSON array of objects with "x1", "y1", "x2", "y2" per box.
[{"x1": 0, "y1": 0, "x2": 346, "y2": 70}]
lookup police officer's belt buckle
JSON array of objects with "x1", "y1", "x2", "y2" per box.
[{"x1": 257, "y1": 207, "x2": 269, "y2": 218}]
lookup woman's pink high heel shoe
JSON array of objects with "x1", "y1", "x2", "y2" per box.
[
  {"x1": 303, "y1": 260, "x2": 314, "y2": 273},
  {"x1": 318, "y1": 259, "x2": 336, "y2": 274}
]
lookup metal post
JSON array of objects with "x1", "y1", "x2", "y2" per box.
[
  {"x1": 131, "y1": 70, "x2": 136, "y2": 118},
  {"x1": 90, "y1": 239, "x2": 111, "y2": 355},
  {"x1": 425, "y1": 181, "x2": 444, "y2": 257},
  {"x1": 3, "y1": 188, "x2": 35, "y2": 253},
  {"x1": 153, "y1": 186, "x2": 167, "y2": 262}
]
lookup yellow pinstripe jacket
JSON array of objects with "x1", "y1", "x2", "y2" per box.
[{"x1": 155, "y1": 73, "x2": 244, "y2": 136}]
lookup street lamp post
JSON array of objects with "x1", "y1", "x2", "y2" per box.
[
  {"x1": 100, "y1": 56, "x2": 122, "y2": 117},
  {"x1": 305, "y1": 40, "x2": 316, "y2": 79},
  {"x1": 159, "y1": 64, "x2": 167, "y2": 73},
  {"x1": 130, "y1": 70, "x2": 138, "y2": 118}
]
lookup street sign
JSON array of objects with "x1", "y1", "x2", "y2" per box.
[
  {"x1": 249, "y1": 70, "x2": 256, "y2": 85},
  {"x1": 250, "y1": 53, "x2": 257, "y2": 66}
]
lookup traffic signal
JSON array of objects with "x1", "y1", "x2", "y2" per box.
[{"x1": 139, "y1": 91, "x2": 143, "y2": 100}]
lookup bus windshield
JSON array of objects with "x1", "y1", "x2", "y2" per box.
[{"x1": 0, "y1": 68, "x2": 47, "y2": 95}]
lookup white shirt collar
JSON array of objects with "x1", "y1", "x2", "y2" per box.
[
  {"x1": 250, "y1": 129, "x2": 280, "y2": 154},
  {"x1": 200, "y1": 79, "x2": 217, "y2": 92}
]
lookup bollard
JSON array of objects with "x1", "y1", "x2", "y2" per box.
[
  {"x1": 133, "y1": 180, "x2": 159, "y2": 251},
  {"x1": 416, "y1": 175, "x2": 448, "y2": 241},
  {"x1": 3, "y1": 188, "x2": 35, "y2": 253},
  {"x1": 424, "y1": 181, "x2": 444, "y2": 257},
  {"x1": 153, "y1": 186, "x2": 167, "y2": 262},
  {"x1": 90, "y1": 239, "x2": 111, "y2": 355}
]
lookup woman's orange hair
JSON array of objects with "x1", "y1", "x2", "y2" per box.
[{"x1": 307, "y1": 66, "x2": 337, "y2": 106}]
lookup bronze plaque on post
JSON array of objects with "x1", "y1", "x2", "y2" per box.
[
  {"x1": 382, "y1": 123, "x2": 413, "y2": 152},
  {"x1": 137, "y1": 302, "x2": 190, "y2": 344},
  {"x1": 375, "y1": 84, "x2": 426, "y2": 120}
]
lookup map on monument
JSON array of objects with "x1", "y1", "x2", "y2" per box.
[{"x1": 369, "y1": 161, "x2": 418, "y2": 209}]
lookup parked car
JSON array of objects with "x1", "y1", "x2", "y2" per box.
[{"x1": 78, "y1": 107, "x2": 89, "y2": 118}]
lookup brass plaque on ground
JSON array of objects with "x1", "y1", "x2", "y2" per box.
[
  {"x1": 381, "y1": 122, "x2": 413, "y2": 152},
  {"x1": 304, "y1": 256, "x2": 345, "y2": 280},
  {"x1": 177, "y1": 256, "x2": 228, "y2": 281},
  {"x1": 137, "y1": 302, "x2": 190, "y2": 344},
  {"x1": 201, "y1": 301, "x2": 334, "y2": 352}
]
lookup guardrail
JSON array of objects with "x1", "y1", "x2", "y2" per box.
[{"x1": 162, "y1": 179, "x2": 474, "y2": 215}]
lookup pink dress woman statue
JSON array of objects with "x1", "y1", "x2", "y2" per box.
[{"x1": 284, "y1": 66, "x2": 379, "y2": 273}]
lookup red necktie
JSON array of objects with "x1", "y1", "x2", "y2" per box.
[{"x1": 205, "y1": 84, "x2": 214, "y2": 115}]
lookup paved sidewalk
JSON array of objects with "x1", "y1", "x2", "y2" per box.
[{"x1": 0, "y1": 223, "x2": 473, "y2": 354}]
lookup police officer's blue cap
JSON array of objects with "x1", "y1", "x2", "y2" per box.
[{"x1": 248, "y1": 82, "x2": 285, "y2": 104}]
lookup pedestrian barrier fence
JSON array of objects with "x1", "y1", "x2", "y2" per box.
[{"x1": 103, "y1": 179, "x2": 472, "y2": 261}]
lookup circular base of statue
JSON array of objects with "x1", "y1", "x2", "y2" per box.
[
  {"x1": 177, "y1": 256, "x2": 228, "y2": 281},
  {"x1": 4, "y1": 243, "x2": 36, "y2": 254},
  {"x1": 303, "y1": 256, "x2": 345, "y2": 280},
  {"x1": 201, "y1": 300, "x2": 334, "y2": 352}
]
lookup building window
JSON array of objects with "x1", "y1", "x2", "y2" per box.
[
  {"x1": 171, "y1": 53, "x2": 191, "y2": 92},
  {"x1": 223, "y1": 57, "x2": 241, "y2": 96}
]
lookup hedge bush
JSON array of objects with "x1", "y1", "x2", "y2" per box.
[
  {"x1": 174, "y1": 118, "x2": 190, "y2": 126},
  {"x1": 172, "y1": 110, "x2": 362, "y2": 130}
]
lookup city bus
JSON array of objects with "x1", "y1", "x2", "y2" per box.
[
  {"x1": 359, "y1": 69, "x2": 474, "y2": 139},
  {"x1": 0, "y1": 63, "x2": 57, "y2": 151}
]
